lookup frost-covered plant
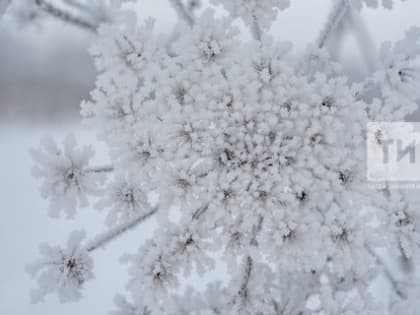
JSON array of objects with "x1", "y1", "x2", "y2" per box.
[{"x1": 28, "y1": 1, "x2": 420, "y2": 314}]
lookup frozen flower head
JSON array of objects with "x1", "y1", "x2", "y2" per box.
[
  {"x1": 82, "y1": 14, "x2": 395, "y2": 313},
  {"x1": 96, "y1": 174, "x2": 152, "y2": 226},
  {"x1": 124, "y1": 240, "x2": 179, "y2": 311},
  {"x1": 26, "y1": 230, "x2": 93, "y2": 303},
  {"x1": 31, "y1": 134, "x2": 104, "y2": 218}
]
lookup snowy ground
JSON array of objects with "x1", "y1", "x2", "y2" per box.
[{"x1": 0, "y1": 122, "x2": 157, "y2": 314}]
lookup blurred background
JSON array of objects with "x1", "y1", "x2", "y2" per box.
[{"x1": 1, "y1": 0, "x2": 420, "y2": 314}]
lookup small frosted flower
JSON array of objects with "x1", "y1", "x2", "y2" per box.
[
  {"x1": 161, "y1": 161, "x2": 215, "y2": 209},
  {"x1": 260, "y1": 210, "x2": 324, "y2": 272},
  {"x1": 96, "y1": 174, "x2": 152, "y2": 226},
  {"x1": 167, "y1": 225, "x2": 215, "y2": 276},
  {"x1": 387, "y1": 190, "x2": 420, "y2": 259},
  {"x1": 26, "y1": 230, "x2": 93, "y2": 303},
  {"x1": 30, "y1": 134, "x2": 104, "y2": 218},
  {"x1": 323, "y1": 205, "x2": 375, "y2": 277},
  {"x1": 91, "y1": 17, "x2": 160, "y2": 73},
  {"x1": 171, "y1": 9, "x2": 240, "y2": 64},
  {"x1": 125, "y1": 239, "x2": 179, "y2": 308},
  {"x1": 109, "y1": 129, "x2": 163, "y2": 171},
  {"x1": 375, "y1": 27, "x2": 420, "y2": 101}
]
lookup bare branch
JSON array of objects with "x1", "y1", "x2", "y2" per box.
[
  {"x1": 84, "y1": 207, "x2": 158, "y2": 252},
  {"x1": 35, "y1": 0, "x2": 97, "y2": 32},
  {"x1": 169, "y1": 0, "x2": 194, "y2": 27}
]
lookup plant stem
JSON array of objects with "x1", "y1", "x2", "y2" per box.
[
  {"x1": 85, "y1": 207, "x2": 158, "y2": 252},
  {"x1": 317, "y1": 0, "x2": 349, "y2": 48},
  {"x1": 35, "y1": 0, "x2": 96, "y2": 32},
  {"x1": 85, "y1": 165, "x2": 114, "y2": 173}
]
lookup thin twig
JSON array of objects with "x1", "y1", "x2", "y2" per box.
[
  {"x1": 169, "y1": 0, "x2": 194, "y2": 27},
  {"x1": 317, "y1": 0, "x2": 350, "y2": 48},
  {"x1": 35, "y1": 0, "x2": 96, "y2": 32},
  {"x1": 84, "y1": 207, "x2": 158, "y2": 252}
]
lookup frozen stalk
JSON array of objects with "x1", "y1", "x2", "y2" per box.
[
  {"x1": 317, "y1": 0, "x2": 350, "y2": 48},
  {"x1": 85, "y1": 206, "x2": 159, "y2": 252},
  {"x1": 35, "y1": 0, "x2": 97, "y2": 31}
]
